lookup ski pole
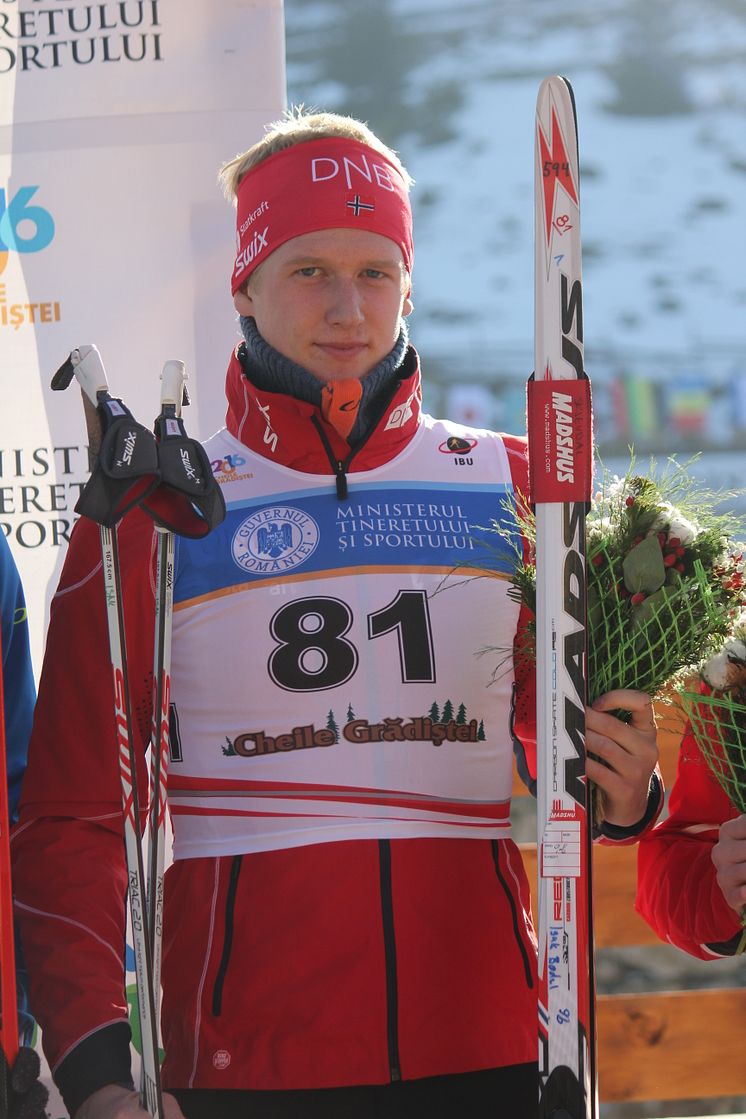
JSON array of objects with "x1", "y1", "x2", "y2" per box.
[
  {"x1": 0, "y1": 624, "x2": 19, "y2": 1111},
  {"x1": 530, "y1": 78, "x2": 597, "y2": 1119},
  {"x1": 142, "y1": 356, "x2": 226, "y2": 1027},
  {"x1": 52, "y1": 345, "x2": 164, "y2": 1118},
  {"x1": 145, "y1": 361, "x2": 187, "y2": 1042}
]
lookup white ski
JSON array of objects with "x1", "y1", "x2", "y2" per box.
[{"x1": 531, "y1": 76, "x2": 597, "y2": 1119}]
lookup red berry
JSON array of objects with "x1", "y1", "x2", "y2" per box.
[
  {"x1": 657, "y1": 532, "x2": 667, "y2": 546},
  {"x1": 591, "y1": 554, "x2": 604, "y2": 567},
  {"x1": 625, "y1": 496, "x2": 635, "y2": 507},
  {"x1": 631, "y1": 592, "x2": 646, "y2": 605},
  {"x1": 669, "y1": 536, "x2": 681, "y2": 548},
  {"x1": 675, "y1": 547, "x2": 685, "y2": 557},
  {"x1": 664, "y1": 553, "x2": 677, "y2": 566},
  {"x1": 675, "y1": 562, "x2": 685, "y2": 573}
]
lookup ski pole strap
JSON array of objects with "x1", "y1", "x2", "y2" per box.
[
  {"x1": 74, "y1": 396, "x2": 160, "y2": 527},
  {"x1": 141, "y1": 415, "x2": 226, "y2": 538},
  {"x1": 527, "y1": 375, "x2": 593, "y2": 505}
]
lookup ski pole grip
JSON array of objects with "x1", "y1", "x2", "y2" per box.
[
  {"x1": 51, "y1": 345, "x2": 110, "y2": 457},
  {"x1": 160, "y1": 360, "x2": 187, "y2": 414},
  {"x1": 70, "y1": 345, "x2": 110, "y2": 405},
  {"x1": 52, "y1": 344, "x2": 105, "y2": 396}
]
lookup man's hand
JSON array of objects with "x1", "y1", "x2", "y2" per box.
[
  {"x1": 712, "y1": 814, "x2": 746, "y2": 916},
  {"x1": 585, "y1": 689, "x2": 659, "y2": 828},
  {"x1": 7, "y1": 1045, "x2": 49, "y2": 1119},
  {"x1": 74, "y1": 1084, "x2": 186, "y2": 1119}
]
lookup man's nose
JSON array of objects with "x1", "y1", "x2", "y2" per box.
[{"x1": 326, "y1": 279, "x2": 364, "y2": 326}]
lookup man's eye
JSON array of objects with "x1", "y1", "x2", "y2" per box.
[
  {"x1": 364, "y1": 269, "x2": 386, "y2": 280},
  {"x1": 297, "y1": 266, "x2": 319, "y2": 277}
]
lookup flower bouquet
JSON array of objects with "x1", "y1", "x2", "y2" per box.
[
  {"x1": 507, "y1": 459, "x2": 745, "y2": 707},
  {"x1": 678, "y1": 609, "x2": 746, "y2": 813}
]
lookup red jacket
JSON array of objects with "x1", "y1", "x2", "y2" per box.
[
  {"x1": 636, "y1": 721, "x2": 743, "y2": 958},
  {"x1": 12, "y1": 345, "x2": 656, "y2": 1114}
]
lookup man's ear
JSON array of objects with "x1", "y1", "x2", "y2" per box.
[
  {"x1": 234, "y1": 288, "x2": 253, "y2": 315},
  {"x1": 402, "y1": 295, "x2": 414, "y2": 317}
]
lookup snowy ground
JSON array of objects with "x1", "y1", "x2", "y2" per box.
[{"x1": 285, "y1": 0, "x2": 746, "y2": 514}]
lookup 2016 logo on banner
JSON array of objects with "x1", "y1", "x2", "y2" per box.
[
  {"x1": 0, "y1": 186, "x2": 54, "y2": 273},
  {"x1": 0, "y1": 185, "x2": 62, "y2": 328}
]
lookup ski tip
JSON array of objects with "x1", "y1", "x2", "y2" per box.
[
  {"x1": 537, "y1": 75, "x2": 579, "y2": 133},
  {"x1": 536, "y1": 75, "x2": 581, "y2": 163},
  {"x1": 538, "y1": 74, "x2": 573, "y2": 93}
]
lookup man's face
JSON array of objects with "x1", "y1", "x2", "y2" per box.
[{"x1": 233, "y1": 228, "x2": 411, "y2": 383}]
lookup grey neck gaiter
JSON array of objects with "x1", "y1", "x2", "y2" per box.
[{"x1": 238, "y1": 315, "x2": 409, "y2": 447}]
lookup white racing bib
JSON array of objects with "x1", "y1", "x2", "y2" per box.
[{"x1": 168, "y1": 416, "x2": 523, "y2": 858}]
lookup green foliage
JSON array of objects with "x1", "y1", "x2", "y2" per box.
[
  {"x1": 680, "y1": 609, "x2": 746, "y2": 812},
  {"x1": 681, "y1": 691, "x2": 746, "y2": 813},
  {"x1": 493, "y1": 459, "x2": 744, "y2": 703}
]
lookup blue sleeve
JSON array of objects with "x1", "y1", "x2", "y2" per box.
[{"x1": 0, "y1": 533, "x2": 35, "y2": 822}]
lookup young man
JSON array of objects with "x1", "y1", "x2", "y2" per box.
[
  {"x1": 637, "y1": 724, "x2": 746, "y2": 958},
  {"x1": 12, "y1": 110, "x2": 661, "y2": 1119}
]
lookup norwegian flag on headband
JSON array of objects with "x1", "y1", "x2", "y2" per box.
[{"x1": 232, "y1": 136, "x2": 414, "y2": 292}]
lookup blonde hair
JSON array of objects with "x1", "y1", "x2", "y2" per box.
[{"x1": 218, "y1": 106, "x2": 413, "y2": 202}]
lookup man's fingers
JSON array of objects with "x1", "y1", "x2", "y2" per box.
[
  {"x1": 712, "y1": 816, "x2": 746, "y2": 913},
  {"x1": 591, "y1": 689, "x2": 656, "y2": 731},
  {"x1": 719, "y1": 813, "x2": 746, "y2": 841},
  {"x1": 586, "y1": 710, "x2": 658, "y2": 764}
]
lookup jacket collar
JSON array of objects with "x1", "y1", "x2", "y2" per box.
[{"x1": 224, "y1": 344, "x2": 423, "y2": 473}]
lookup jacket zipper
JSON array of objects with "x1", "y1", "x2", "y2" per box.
[
  {"x1": 311, "y1": 415, "x2": 353, "y2": 500},
  {"x1": 491, "y1": 840, "x2": 534, "y2": 988},
  {"x1": 310, "y1": 378, "x2": 402, "y2": 501},
  {"x1": 378, "y1": 839, "x2": 401, "y2": 1081},
  {"x1": 211, "y1": 855, "x2": 243, "y2": 1016}
]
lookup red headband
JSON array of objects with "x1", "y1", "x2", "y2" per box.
[{"x1": 231, "y1": 137, "x2": 413, "y2": 293}]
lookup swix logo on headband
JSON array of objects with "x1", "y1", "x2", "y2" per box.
[
  {"x1": 234, "y1": 225, "x2": 269, "y2": 281},
  {"x1": 232, "y1": 137, "x2": 413, "y2": 293}
]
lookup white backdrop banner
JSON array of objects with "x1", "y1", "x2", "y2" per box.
[
  {"x1": 0, "y1": 0, "x2": 286, "y2": 670},
  {"x1": 1, "y1": 3, "x2": 286, "y2": 1114}
]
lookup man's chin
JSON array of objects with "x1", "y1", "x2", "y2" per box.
[
  {"x1": 308, "y1": 344, "x2": 382, "y2": 382},
  {"x1": 308, "y1": 361, "x2": 376, "y2": 383}
]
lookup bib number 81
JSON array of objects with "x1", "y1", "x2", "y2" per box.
[{"x1": 268, "y1": 589, "x2": 435, "y2": 692}]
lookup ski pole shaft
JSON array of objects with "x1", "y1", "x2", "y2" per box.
[
  {"x1": 101, "y1": 525, "x2": 163, "y2": 1117},
  {"x1": 53, "y1": 346, "x2": 164, "y2": 1118},
  {"x1": 146, "y1": 361, "x2": 186, "y2": 1027}
]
